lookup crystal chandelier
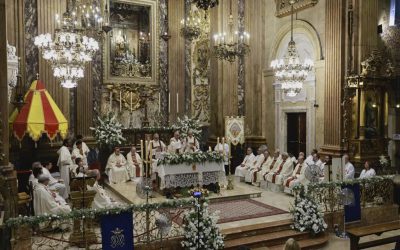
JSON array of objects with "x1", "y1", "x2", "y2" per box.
[
  {"x1": 193, "y1": 0, "x2": 219, "y2": 11},
  {"x1": 212, "y1": 0, "x2": 250, "y2": 63},
  {"x1": 71, "y1": 0, "x2": 112, "y2": 34},
  {"x1": 270, "y1": 0, "x2": 313, "y2": 97},
  {"x1": 34, "y1": 1, "x2": 99, "y2": 88},
  {"x1": 180, "y1": 9, "x2": 202, "y2": 41}
]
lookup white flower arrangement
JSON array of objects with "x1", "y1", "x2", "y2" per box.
[
  {"x1": 90, "y1": 113, "x2": 126, "y2": 147},
  {"x1": 181, "y1": 198, "x2": 224, "y2": 250},
  {"x1": 291, "y1": 196, "x2": 327, "y2": 235},
  {"x1": 172, "y1": 115, "x2": 202, "y2": 140},
  {"x1": 157, "y1": 151, "x2": 224, "y2": 166},
  {"x1": 379, "y1": 155, "x2": 389, "y2": 167}
]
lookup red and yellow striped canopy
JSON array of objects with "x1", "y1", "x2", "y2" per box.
[{"x1": 9, "y1": 80, "x2": 68, "y2": 142}]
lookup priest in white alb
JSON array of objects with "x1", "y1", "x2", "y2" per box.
[
  {"x1": 183, "y1": 130, "x2": 200, "y2": 153},
  {"x1": 235, "y1": 147, "x2": 255, "y2": 178},
  {"x1": 33, "y1": 174, "x2": 71, "y2": 216},
  {"x1": 359, "y1": 161, "x2": 376, "y2": 179},
  {"x1": 72, "y1": 140, "x2": 88, "y2": 166},
  {"x1": 284, "y1": 156, "x2": 307, "y2": 188},
  {"x1": 127, "y1": 146, "x2": 143, "y2": 179},
  {"x1": 88, "y1": 182, "x2": 118, "y2": 209},
  {"x1": 168, "y1": 131, "x2": 183, "y2": 154},
  {"x1": 253, "y1": 150, "x2": 273, "y2": 185},
  {"x1": 57, "y1": 139, "x2": 74, "y2": 195},
  {"x1": 245, "y1": 145, "x2": 267, "y2": 183},
  {"x1": 260, "y1": 149, "x2": 282, "y2": 181},
  {"x1": 266, "y1": 152, "x2": 293, "y2": 185},
  {"x1": 343, "y1": 154, "x2": 355, "y2": 179},
  {"x1": 148, "y1": 133, "x2": 166, "y2": 160},
  {"x1": 106, "y1": 147, "x2": 130, "y2": 184}
]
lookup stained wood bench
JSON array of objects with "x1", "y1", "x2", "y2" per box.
[{"x1": 346, "y1": 221, "x2": 400, "y2": 250}]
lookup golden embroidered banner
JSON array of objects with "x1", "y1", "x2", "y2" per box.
[{"x1": 225, "y1": 116, "x2": 245, "y2": 146}]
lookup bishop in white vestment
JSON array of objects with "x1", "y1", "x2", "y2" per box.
[
  {"x1": 245, "y1": 146, "x2": 267, "y2": 183},
  {"x1": 57, "y1": 139, "x2": 74, "y2": 195},
  {"x1": 235, "y1": 147, "x2": 255, "y2": 178},
  {"x1": 284, "y1": 156, "x2": 307, "y2": 188},
  {"x1": 127, "y1": 146, "x2": 143, "y2": 178},
  {"x1": 106, "y1": 147, "x2": 130, "y2": 184},
  {"x1": 168, "y1": 131, "x2": 183, "y2": 153},
  {"x1": 259, "y1": 149, "x2": 282, "y2": 181},
  {"x1": 266, "y1": 152, "x2": 293, "y2": 185}
]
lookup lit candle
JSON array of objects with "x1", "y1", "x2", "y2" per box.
[
  {"x1": 168, "y1": 93, "x2": 171, "y2": 113},
  {"x1": 158, "y1": 92, "x2": 161, "y2": 112},
  {"x1": 209, "y1": 146, "x2": 211, "y2": 152},
  {"x1": 176, "y1": 92, "x2": 179, "y2": 113},
  {"x1": 119, "y1": 91, "x2": 122, "y2": 112},
  {"x1": 130, "y1": 92, "x2": 132, "y2": 112},
  {"x1": 217, "y1": 137, "x2": 220, "y2": 148}
]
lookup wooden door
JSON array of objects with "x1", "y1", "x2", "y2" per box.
[{"x1": 287, "y1": 113, "x2": 307, "y2": 157}]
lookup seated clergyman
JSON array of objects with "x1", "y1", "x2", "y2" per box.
[
  {"x1": 127, "y1": 146, "x2": 143, "y2": 179},
  {"x1": 33, "y1": 174, "x2": 71, "y2": 216},
  {"x1": 284, "y1": 156, "x2": 307, "y2": 188},
  {"x1": 235, "y1": 147, "x2": 255, "y2": 178},
  {"x1": 74, "y1": 158, "x2": 100, "y2": 180},
  {"x1": 359, "y1": 161, "x2": 376, "y2": 179},
  {"x1": 168, "y1": 130, "x2": 183, "y2": 154},
  {"x1": 265, "y1": 152, "x2": 293, "y2": 185},
  {"x1": 245, "y1": 145, "x2": 267, "y2": 183},
  {"x1": 183, "y1": 130, "x2": 200, "y2": 153},
  {"x1": 106, "y1": 147, "x2": 130, "y2": 184},
  {"x1": 252, "y1": 149, "x2": 273, "y2": 185},
  {"x1": 260, "y1": 149, "x2": 282, "y2": 182},
  {"x1": 88, "y1": 182, "x2": 118, "y2": 209}
]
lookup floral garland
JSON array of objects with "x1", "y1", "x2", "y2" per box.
[
  {"x1": 157, "y1": 151, "x2": 224, "y2": 166},
  {"x1": 90, "y1": 112, "x2": 126, "y2": 147},
  {"x1": 181, "y1": 198, "x2": 224, "y2": 249},
  {"x1": 172, "y1": 115, "x2": 202, "y2": 140},
  {"x1": 291, "y1": 195, "x2": 328, "y2": 235},
  {"x1": 6, "y1": 199, "x2": 195, "y2": 228}
]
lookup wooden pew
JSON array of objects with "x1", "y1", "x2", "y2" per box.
[{"x1": 346, "y1": 221, "x2": 400, "y2": 250}]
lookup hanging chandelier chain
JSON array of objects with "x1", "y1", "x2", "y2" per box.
[{"x1": 290, "y1": 3, "x2": 294, "y2": 42}]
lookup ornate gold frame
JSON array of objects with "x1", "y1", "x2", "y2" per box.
[{"x1": 103, "y1": 0, "x2": 159, "y2": 85}]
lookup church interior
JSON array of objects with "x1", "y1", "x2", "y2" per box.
[{"x1": 1, "y1": 0, "x2": 400, "y2": 249}]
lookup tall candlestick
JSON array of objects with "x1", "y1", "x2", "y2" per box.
[
  {"x1": 130, "y1": 92, "x2": 132, "y2": 112},
  {"x1": 140, "y1": 140, "x2": 144, "y2": 176},
  {"x1": 217, "y1": 137, "x2": 220, "y2": 148},
  {"x1": 222, "y1": 137, "x2": 225, "y2": 157},
  {"x1": 119, "y1": 91, "x2": 122, "y2": 112},
  {"x1": 208, "y1": 146, "x2": 211, "y2": 152},
  {"x1": 168, "y1": 93, "x2": 171, "y2": 113},
  {"x1": 149, "y1": 140, "x2": 153, "y2": 176},
  {"x1": 176, "y1": 92, "x2": 179, "y2": 113},
  {"x1": 145, "y1": 140, "x2": 148, "y2": 177},
  {"x1": 158, "y1": 92, "x2": 161, "y2": 112}
]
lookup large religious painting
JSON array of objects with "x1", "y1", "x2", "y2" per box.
[{"x1": 103, "y1": 0, "x2": 158, "y2": 85}]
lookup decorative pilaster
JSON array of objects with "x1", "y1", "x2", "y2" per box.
[
  {"x1": 24, "y1": 0, "x2": 38, "y2": 86},
  {"x1": 92, "y1": 40, "x2": 102, "y2": 125},
  {"x1": 184, "y1": 0, "x2": 192, "y2": 115},
  {"x1": 237, "y1": 0, "x2": 245, "y2": 116},
  {"x1": 159, "y1": 0, "x2": 169, "y2": 126},
  {"x1": 320, "y1": 0, "x2": 347, "y2": 156}
]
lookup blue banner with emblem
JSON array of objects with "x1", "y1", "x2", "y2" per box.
[{"x1": 101, "y1": 211, "x2": 134, "y2": 250}]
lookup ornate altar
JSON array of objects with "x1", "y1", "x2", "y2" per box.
[{"x1": 345, "y1": 50, "x2": 395, "y2": 168}]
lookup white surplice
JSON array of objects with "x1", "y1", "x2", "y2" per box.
[
  {"x1": 88, "y1": 182, "x2": 117, "y2": 209},
  {"x1": 344, "y1": 162, "x2": 355, "y2": 180},
  {"x1": 359, "y1": 168, "x2": 376, "y2": 179},
  {"x1": 245, "y1": 154, "x2": 265, "y2": 183},
  {"x1": 126, "y1": 152, "x2": 143, "y2": 178},
  {"x1": 183, "y1": 136, "x2": 200, "y2": 153},
  {"x1": 235, "y1": 153, "x2": 255, "y2": 177},
  {"x1": 41, "y1": 167, "x2": 67, "y2": 199},
  {"x1": 57, "y1": 145, "x2": 73, "y2": 195},
  {"x1": 168, "y1": 138, "x2": 183, "y2": 153},
  {"x1": 33, "y1": 183, "x2": 71, "y2": 216},
  {"x1": 106, "y1": 153, "x2": 130, "y2": 184},
  {"x1": 71, "y1": 147, "x2": 88, "y2": 166},
  {"x1": 266, "y1": 159, "x2": 294, "y2": 185}
]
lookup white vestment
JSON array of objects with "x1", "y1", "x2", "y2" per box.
[
  {"x1": 235, "y1": 153, "x2": 255, "y2": 177},
  {"x1": 73, "y1": 141, "x2": 90, "y2": 155},
  {"x1": 148, "y1": 140, "x2": 166, "y2": 159},
  {"x1": 71, "y1": 148, "x2": 88, "y2": 166},
  {"x1": 57, "y1": 146, "x2": 73, "y2": 195},
  {"x1": 266, "y1": 159, "x2": 294, "y2": 185},
  {"x1": 214, "y1": 143, "x2": 230, "y2": 165},
  {"x1": 41, "y1": 168, "x2": 67, "y2": 199},
  {"x1": 245, "y1": 154, "x2": 266, "y2": 183},
  {"x1": 126, "y1": 152, "x2": 143, "y2": 178},
  {"x1": 88, "y1": 182, "x2": 117, "y2": 209},
  {"x1": 106, "y1": 153, "x2": 130, "y2": 184},
  {"x1": 359, "y1": 168, "x2": 376, "y2": 179},
  {"x1": 344, "y1": 162, "x2": 355, "y2": 180},
  {"x1": 284, "y1": 162, "x2": 307, "y2": 188},
  {"x1": 258, "y1": 156, "x2": 282, "y2": 182},
  {"x1": 168, "y1": 138, "x2": 183, "y2": 153},
  {"x1": 183, "y1": 136, "x2": 200, "y2": 153},
  {"x1": 33, "y1": 183, "x2": 71, "y2": 216}
]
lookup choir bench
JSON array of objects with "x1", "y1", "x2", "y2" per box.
[{"x1": 346, "y1": 221, "x2": 400, "y2": 250}]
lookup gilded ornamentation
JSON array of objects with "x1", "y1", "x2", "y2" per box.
[
  {"x1": 360, "y1": 50, "x2": 394, "y2": 78},
  {"x1": 275, "y1": 0, "x2": 318, "y2": 17},
  {"x1": 105, "y1": 84, "x2": 159, "y2": 112},
  {"x1": 192, "y1": 84, "x2": 210, "y2": 123}
]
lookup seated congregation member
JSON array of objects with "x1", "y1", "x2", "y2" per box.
[
  {"x1": 343, "y1": 154, "x2": 355, "y2": 180},
  {"x1": 183, "y1": 130, "x2": 200, "y2": 153},
  {"x1": 266, "y1": 152, "x2": 293, "y2": 185},
  {"x1": 235, "y1": 147, "x2": 255, "y2": 178},
  {"x1": 57, "y1": 139, "x2": 74, "y2": 195},
  {"x1": 284, "y1": 156, "x2": 307, "y2": 188},
  {"x1": 168, "y1": 131, "x2": 183, "y2": 153},
  {"x1": 72, "y1": 140, "x2": 88, "y2": 166},
  {"x1": 252, "y1": 149, "x2": 273, "y2": 185},
  {"x1": 106, "y1": 147, "x2": 130, "y2": 184},
  {"x1": 261, "y1": 149, "x2": 282, "y2": 181},
  {"x1": 148, "y1": 133, "x2": 166, "y2": 160},
  {"x1": 359, "y1": 161, "x2": 376, "y2": 179},
  {"x1": 33, "y1": 174, "x2": 71, "y2": 216},
  {"x1": 245, "y1": 145, "x2": 267, "y2": 183},
  {"x1": 214, "y1": 139, "x2": 230, "y2": 175},
  {"x1": 127, "y1": 146, "x2": 143, "y2": 179},
  {"x1": 41, "y1": 161, "x2": 67, "y2": 199}
]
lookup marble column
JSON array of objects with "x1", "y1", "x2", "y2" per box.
[
  {"x1": 184, "y1": 0, "x2": 192, "y2": 115},
  {"x1": 237, "y1": 0, "x2": 245, "y2": 116},
  {"x1": 320, "y1": 0, "x2": 347, "y2": 156},
  {"x1": 159, "y1": 0, "x2": 169, "y2": 126},
  {"x1": 24, "y1": 0, "x2": 38, "y2": 86}
]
